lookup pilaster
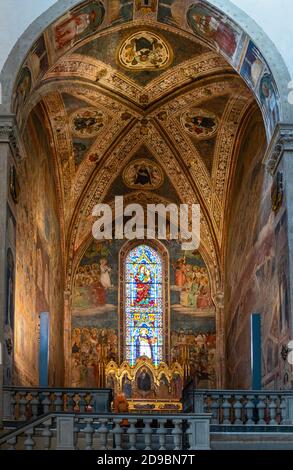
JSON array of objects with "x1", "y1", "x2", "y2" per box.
[{"x1": 0, "y1": 114, "x2": 20, "y2": 427}]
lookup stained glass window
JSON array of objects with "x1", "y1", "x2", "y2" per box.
[{"x1": 125, "y1": 244, "x2": 163, "y2": 366}]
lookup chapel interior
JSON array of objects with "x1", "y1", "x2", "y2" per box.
[{"x1": 3, "y1": 0, "x2": 292, "y2": 416}]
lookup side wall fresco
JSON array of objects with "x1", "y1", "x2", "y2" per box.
[
  {"x1": 13, "y1": 105, "x2": 65, "y2": 386},
  {"x1": 225, "y1": 111, "x2": 292, "y2": 389}
]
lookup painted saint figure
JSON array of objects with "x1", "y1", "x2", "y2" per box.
[
  {"x1": 187, "y1": 6, "x2": 238, "y2": 59},
  {"x1": 137, "y1": 368, "x2": 152, "y2": 392},
  {"x1": 54, "y1": 2, "x2": 105, "y2": 50},
  {"x1": 134, "y1": 265, "x2": 152, "y2": 305},
  {"x1": 55, "y1": 12, "x2": 93, "y2": 49},
  {"x1": 135, "y1": 328, "x2": 154, "y2": 361},
  {"x1": 99, "y1": 258, "x2": 112, "y2": 289}
]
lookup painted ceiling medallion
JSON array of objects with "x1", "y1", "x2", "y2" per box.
[
  {"x1": 181, "y1": 108, "x2": 218, "y2": 139},
  {"x1": 118, "y1": 31, "x2": 173, "y2": 70},
  {"x1": 70, "y1": 107, "x2": 106, "y2": 138},
  {"x1": 123, "y1": 159, "x2": 164, "y2": 190}
]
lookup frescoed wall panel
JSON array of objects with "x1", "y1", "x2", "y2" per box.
[
  {"x1": 225, "y1": 110, "x2": 292, "y2": 390},
  {"x1": 71, "y1": 239, "x2": 121, "y2": 387},
  {"x1": 14, "y1": 105, "x2": 64, "y2": 386}
]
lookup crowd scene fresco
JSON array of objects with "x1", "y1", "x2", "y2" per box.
[
  {"x1": 172, "y1": 254, "x2": 214, "y2": 310},
  {"x1": 171, "y1": 329, "x2": 216, "y2": 388},
  {"x1": 71, "y1": 327, "x2": 118, "y2": 387}
]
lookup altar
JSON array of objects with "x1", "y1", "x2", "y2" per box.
[{"x1": 105, "y1": 357, "x2": 183, "y2": 412}]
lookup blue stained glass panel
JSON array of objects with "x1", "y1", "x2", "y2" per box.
[{"x1": 124, "y1": 244, "x2": 163, "y2": 366}]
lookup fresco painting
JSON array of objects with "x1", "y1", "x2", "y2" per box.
[
  {"x1": 76, "y1": 25, "x2": 209, "y2": 87},
  {"x1": 71, "y1": 327, "x2": 118, "y2": 387},
  {"x1": 4, "y1": 248, "x2": 15, "y2": 386},
  {"x1": 157, "y1": 0, "x2": 187, "y2": 28},
  {"x1": 71, "y1": 238, "x2": 121, "y2": 387},
  {"x1": 186, "y1": 2, "x2": 243, "y2": 63},
  {"x1": 28, "y1": 34, "x2": 49, "y2": 80},
  {"x1": 14, "y1": 67, "x2": 32, "y2": 116},
  {"x1": 53, "y1": 0, "x2": 105, "y2": 51},
  {"x1": 168, "y1": 242, "x2": 216, "y2": 388},
  {"x1": 181, "y1": 108, "x2": 218, "y2": 139},
  {"x1": 14, "y1": 105, "x2": 64, "y2": 386},
  {"x1": 118, "y1": 31, "x2": 173, "y2": 70},
  {"x1": 240, "y1": 40, "x2": 265, "y2": 89},
  {"x1": 134, "y1": 0, "x2": 157, "y2": 19},
  {"x1": 259, "y1": 72, "x2": 280, "y2": 136},
  {"x1": 70, "y1": 107, "x2": 106, "y2": 138},
  {"x1": 106, "y1": 0, "x2": 133, "y2": 25},
  {"x1": 36, "y1": 232, "x2": 50, "y2": 313},
  {"x1": 240, "y1": 40, "x2": 280, "y2": 136},
  {"x1": 225, "y1": 114, "x2": 291, "y2": 389},
  {"x1": 72, "y1": 239, "x2": 119, "y2": 321},
  {"x1": 122, "y1": 158, "x2": 163, "y2": 189}
]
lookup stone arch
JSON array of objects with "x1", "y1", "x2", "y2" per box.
[{"x1": 0, "y1": 0, "x2": 292, "y2": 134}]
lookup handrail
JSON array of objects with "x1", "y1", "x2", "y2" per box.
[
  {"x1": 0, "y1": 411, "x2": 210, "y2": 450},
  {"x1": 3, "y1": 386, "x2": 113, "y2": 392},
  {"x1": 183, "y1": 388, "x2": 293, "y2": 394},
  {"x1": 0, "y1": 412, "x2": 53, "y2": 445}
]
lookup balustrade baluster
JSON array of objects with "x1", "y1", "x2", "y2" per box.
[
  {"x1": 210, "y1": 394, "x2": 220, "y2": 424},
  {"x1": 66, "y1": 392, "x2": 75, "y2": 412},
  {"x1": 10, "y1": 391, "x2": 16, "y2": 420},
  {"x1": 172, "y1": 419, "x2": 182, "y2": 450},
  {"x1": 244, "y1": 395, "x2": 255, "y2": 425},
  {"x1": 279, "y1": 396, "x2": 286, "y2": 424},
  {"x1": 97, "y1": 418, "x2": 109, "y2": 450},
  {"x1": 127, "y1": 418, "x2": 138, "y2": 450},
  {"x1": 222, "y1": 395, "x2": 232, "y2": 424},
  {"x1": 256, "y1": 395, "x2": 266, "y2": 425},
  {"x1": 143, "y1": 418, "x2": 153, "y2": 450},
  {"x1": 233, "y1": 395, "x2": 243, "y2": 424},
  {"x1": 30, "y1": 392, "x2": 40, "y2": 419},
  {"x1": 203, "y1": 396, "x2": 209, "y2": 413},
  {"x1": 41, "y1": 392, "x2": 51, "y2": 414},
  {"x1": 42, "y1": 418, "x2": 53, "y2": 450},
  {"x1": 24, "y1": 428, "x2": 35, "y2": 450},
  {"x1": 79, "y1": 393, "x2": 87, "y2": 413},
  {"x1": 83, "y1": 418, "x2": 94, "y2": 450},
  {"x1": 269, "y1": 395, "x2": 278, "y2": 425},
  {"x1": 18, "y1": 392, "x2": 27, "y2": 421},
  {"x1": 87, "y1": 394, "x2": 94, "y2": 412},
  {"x1": 158, "y1": 419, "x2": 167, "y2": 451},
  {"x1": 112, "y1": 419, "x2": 123, "y2": 450},
  {"x1": 54, "y1": 392, "x2": 63, "y2": 412}
]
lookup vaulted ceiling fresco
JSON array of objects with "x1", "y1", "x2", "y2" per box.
[{"x1": 14, "y1": 0, "x2": 271, "y2": 295}]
